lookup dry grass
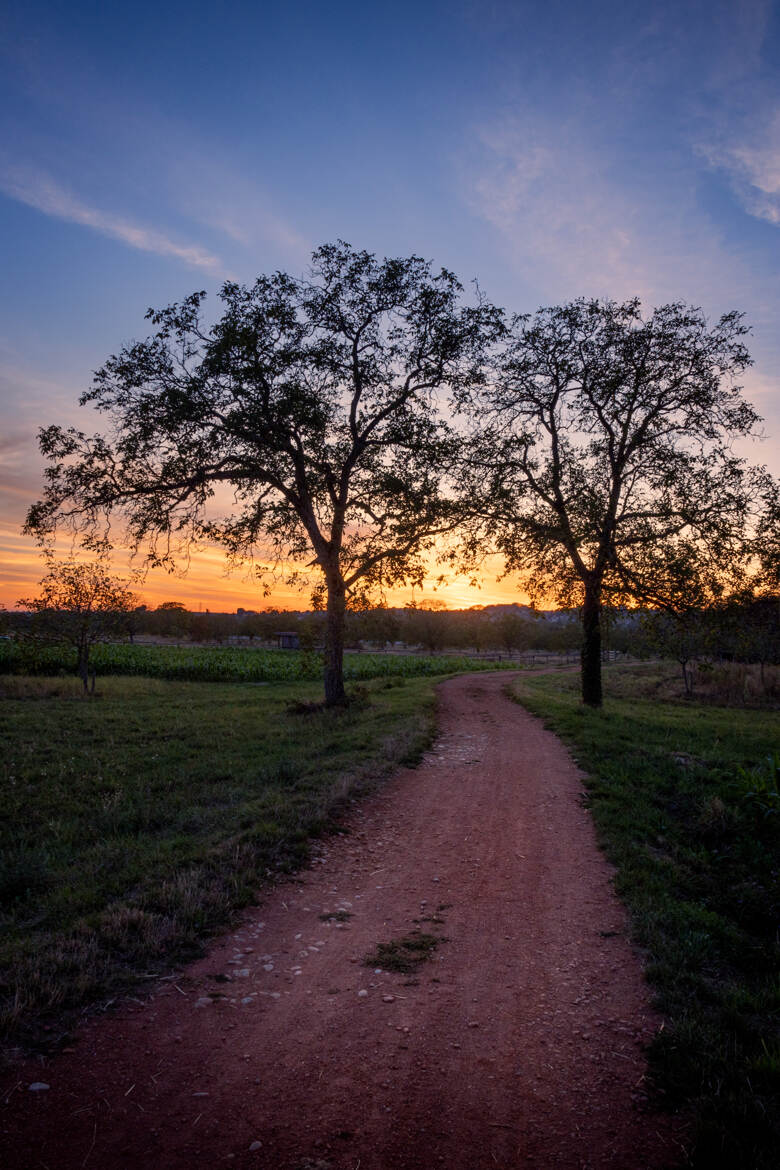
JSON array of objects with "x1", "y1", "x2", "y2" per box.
[{"x1": 601, "y1": 659, "x2": 779, "y2": 707}]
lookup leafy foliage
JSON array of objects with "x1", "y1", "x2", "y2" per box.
[
  {"x1": 16, "y1": 558, "x2": 138, "y2": 690},
  {"x1": 456, "y1": 298, "x2": 771, "y2": 705},
  {"x1": 25, "y1": 242, "x2": 502, "y2": 705}
]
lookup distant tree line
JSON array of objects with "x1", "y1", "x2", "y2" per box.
[{"x1": 8, "y1": 592, "x2": 778, "y2": 678}]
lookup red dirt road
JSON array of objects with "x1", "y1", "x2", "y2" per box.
[{"x1": 1, "y1": 673, "x2": 684, "y2": 1169}]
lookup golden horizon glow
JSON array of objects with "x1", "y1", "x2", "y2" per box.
[{"x1": 1, "y1": 527, "x2": 530, "y2": 613}]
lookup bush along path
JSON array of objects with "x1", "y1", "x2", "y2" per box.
[{"x1": 0, "y1": 674, "x2": 685, "y2": 1169}]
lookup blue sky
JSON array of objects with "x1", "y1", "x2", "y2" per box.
[{"x1": 1, "y1": 0, "x2": 779, "y2": 608}]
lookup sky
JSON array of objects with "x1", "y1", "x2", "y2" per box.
[{"x1": 1, "y1": 0, "x2": 779, "y2": 611}]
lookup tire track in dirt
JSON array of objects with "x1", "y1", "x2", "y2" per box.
[{"x1": 1, "y1": 672, "x2": 684, "y2": 1169}]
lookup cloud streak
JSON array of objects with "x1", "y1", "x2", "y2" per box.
[
  {"x1": 699, "y1": 109, "x2": 780, "y2": 227},
  {"x1": 0, "y1": 163, "x2": 224, "y2": 272}
]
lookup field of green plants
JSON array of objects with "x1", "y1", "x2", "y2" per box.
[{"x1": 0, "y1": 639, "x2": 514, "y2": 682}]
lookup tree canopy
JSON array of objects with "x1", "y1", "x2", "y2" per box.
[
  {"x1": 25, "y1": 242, "x2": 502, "y2": 705},
  {"x1": 17, "y1": 557, "x2": 138, "y2": 690},
  {"x1": 455, "y1": 298, "x2": 771, "y2": 706}
]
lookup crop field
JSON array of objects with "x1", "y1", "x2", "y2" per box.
[{"x1": 0, "y1": 640, "x2": 512, "y2": 683}]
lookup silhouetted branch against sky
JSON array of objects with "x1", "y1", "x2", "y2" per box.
[
  {"x1": 453, "y1": 296, "x2": 774, "y2": 706},
  {"x1": 24, "y1": 242, "x2": 503, "y2": 703}
]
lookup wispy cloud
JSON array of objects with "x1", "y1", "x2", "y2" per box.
[
  {"x1": 460, "y1": 112, "x2": 747, "y2": 308},
  {"x1": 699, "y1": 109, "x2": 780, "y2": 227},
  {"x1": 0, "y1": 162, "x2": 225, "y2": 272},
  {"x1": 461, "y1": 110, "x2": 780, "y2": 454},
  {"x1": 466, "y1": 117, "x2": 641, "y2": 297}
]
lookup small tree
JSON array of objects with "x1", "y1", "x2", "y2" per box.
[
  {"x1": 17, "y1": 558, "x2": 138, "y2": 690},
  {"x1": 123, "y1": 604, "x2": 147, "y2": 643},
  {"x1": 495, "y1": 608, "x2": 532, "y2": 655},
  {"x1": 641, "y1": 608, "x2": 715, "y2": 696},
  {"x1": 25, "y1": 243, "x2": 501, "y2": 706},
  {"x1": 456, "y1": 298, "x2": 770, "y2": 707},
  {"x1": 722, "y1": 591, "x2": 780, "y2": 686},
  {"x1": 150, "y1": 601, "x2": 192, "y2": 640},
  {"x1": 351, "y1": 606, "x2": 401, "y2": 648},
  {"x1": 402, "y1": 599, "x2": 449, "y2": 652}
]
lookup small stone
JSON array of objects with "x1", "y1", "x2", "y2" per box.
[
  {"x1": 235, "y1": 968, "x2": 250, "y2": 977},
  {"x1": 28, "y1": 1082, "x2": 50, "y2": 1092},
  {"x1": 382, "y1": 994, "x2": 395, "y2": 1003},
  {"x1": 358, "y1": 989, "x2": 369, "y2": 998},
  {"x1": 374, "y1": 968, "x2": 382, "y2": 974},
  {"x1": 249, "y1": 1140, "x2": 263, "y2": 1151}
]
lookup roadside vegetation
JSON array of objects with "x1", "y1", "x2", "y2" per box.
[
  {"x1": 510, "y1": 662, "x2": 780, "y2": 1170},
  {"x1": 0, "y1": 672, "x2": 439, "y2": 1057}
]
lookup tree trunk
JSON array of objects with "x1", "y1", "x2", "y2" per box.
[
  {"x1": 77, "y1": 643, "x2": 89, "y2": 693},
  {"x1": 581, "y1": 583, "x2": 603, "y2": 708},
  {"x1": 324, "y1": 571, "x2": 347, "y2": 707}
]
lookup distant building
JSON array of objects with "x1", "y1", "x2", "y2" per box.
[{"x1": 275, "y1": 631, "x2": 300, "y2": 650}]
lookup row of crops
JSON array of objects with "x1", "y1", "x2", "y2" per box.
[{"x1": 0, "y1": 639, "x2": 510, "y2": 683}]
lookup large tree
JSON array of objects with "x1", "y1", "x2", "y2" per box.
[
  {"x1": 25, "y1": 243, "x2": 500, "y2": 706},
  {"x1": 455, "y1": 298, "x2": 770, "y2": 707}
]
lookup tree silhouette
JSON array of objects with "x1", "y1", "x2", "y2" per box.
[
  {"x1": 18, "y1": 558, "x2": 138, "y2": 691},
  {"x1": 25, "y1": 243, "x2": 501, "y2": 706},
  {"x1": 456, "y1": 298, "x2": 770, "y2": 706}
]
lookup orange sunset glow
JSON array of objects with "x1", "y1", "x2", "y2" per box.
[{"x1": 1, "y1": 517, "x2": 528, "y2": 614}]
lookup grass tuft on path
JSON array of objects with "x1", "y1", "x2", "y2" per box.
[
  {"x1": 0, "y1": 673, "x2": 438, "y2": 1056},
  {"x1": 365, "y1": 931, "x2": 445, "y2": 974},
  {"x1": 509, "y1": 663, "x2": 780, "y2": 1170}
]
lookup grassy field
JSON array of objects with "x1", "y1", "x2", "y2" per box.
[
  {"x1": 510, "y1": 662, "x2": 780, "y2": 1170},
  {"x1": 0, "y1": 672, "x2": 439, "y2": 1056}
]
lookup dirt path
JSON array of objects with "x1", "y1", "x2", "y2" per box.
[{"x1": 1, "y1": 673, "x2": 684, "y2": 1169}]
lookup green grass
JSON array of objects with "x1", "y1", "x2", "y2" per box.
[
  {"x1": 0, "y1": 639, "x2": 515, "y2": 683},
  {"x1": 364, "y1": 931, "x2": 445, "y2": 974},
  {"x1": 509, "y1": 662, "x2": 780, "y2": 1170},
  {"x1": 0, "y1": 672, "x2": 439, "y2": 1056}
]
